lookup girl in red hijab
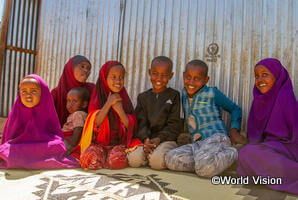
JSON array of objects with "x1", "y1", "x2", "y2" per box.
[
  {"x1": 51, "y1": 55, "x2": 95, "y2": 126},
  {"x1": 79, "y1": 61, "x2": 141, "y2": 170}
]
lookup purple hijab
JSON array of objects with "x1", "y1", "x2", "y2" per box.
[
  {"x1": 247, "y1": 58, "x2": 298, "y2": 144},
  {"x1": 0, "y1": 74, "x2": 79, "y2": 169}
]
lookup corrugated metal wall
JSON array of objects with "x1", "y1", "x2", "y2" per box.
[
  {"x1": 35, "y1": 0, "x2": 297, "y2": 130},
  {"x1": 120, "y1": 0, "x2": 298, "y2": 130},
  {"x1": 0, "y1": 0, "x2": 39, "y2": 116},
  {"x1": 36, "y1": 0, "x2": 122, "y2": 90}
]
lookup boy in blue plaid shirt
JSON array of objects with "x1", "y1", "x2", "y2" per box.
[{"x1": 165, "y1": 60, "x2": 247, "y2": 177}]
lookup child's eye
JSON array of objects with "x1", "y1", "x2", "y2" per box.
[
  {"x1": 83, "y1": 65, "x2": 90, "y2": 70},
  {"x1": 262, "y1": 73, "x2": 268, "y2": 77}
]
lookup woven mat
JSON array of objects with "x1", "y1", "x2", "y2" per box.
[{"x1": 0, "y1": 166, "x2": 297, "y2": 200}]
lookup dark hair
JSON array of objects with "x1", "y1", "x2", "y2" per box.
[
  {"x1": 151, "y1": 56, "x2": 173, "y2": 72},
  {"x1": 185, "y1": 59, "x2": 208, "y2": 76},
  {"x1": 72, "y1": 55, "x2": 91, "y2": 68},
  {"x1": 68, "y1": 87, "x2": 90, "y2": 103}
]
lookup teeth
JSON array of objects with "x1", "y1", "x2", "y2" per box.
[
  {"x1": 259, "y1": 83, "x2": 266, "y2": 87},
  {"x1": 156, "y1": 82, "x2": 162, "y2": 86},
  {"x1": 114, "y1": 85, "x2": 121, "y2": 88},
  {"x1": 188, "y1": 86, "x2": 195, "y2": 89}
]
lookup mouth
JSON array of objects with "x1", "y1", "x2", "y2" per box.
[
  {"x1": 25, "y1": 98, "x2": 33, "y2": 102},
  {"x1": 155, "y1": 82, "x2": 163, "y2": 86},
  {"x1": 113, "y1": 84, "x2": 122, "y2": 89},
  {"x1": 258, "y1": 83, "x2": 267, "y2": 88},
  {"x1": 187, "y1": 85, "x2": 196, "y2": 90}
]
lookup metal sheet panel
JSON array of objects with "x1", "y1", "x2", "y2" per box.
[
  {"x1": 120, "y1": 0, "x2": 298, "y2": 130},
  {"x1": 36, "y1": 0, "x2": 122, "y2": 90},
  {"x1": 0, "y1": 0, "x2": 39, "y2": 117}
]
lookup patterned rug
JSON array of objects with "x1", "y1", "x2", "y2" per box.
[{"x1": 0, "y1": 167, "x2": 297, "y2": 200}]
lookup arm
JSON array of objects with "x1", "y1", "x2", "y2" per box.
[
  {"x1": 156, "y1": 92, "x2": 182, "y2": 143},
  {"x1": 214, "y1": 88, "x2": 247, "y2": 144},
  {"x1": 69, "y1": 127, "x2": 83, "y2": 147},
  {"x1": 95, "y1": 93, "x2": 121, "y2": 126},
  {"x1": 112, "y1": 101, "x2": 129, "y2": 128},
  {"x1": 214, "y1": 87, "x2": 242, "y2": 130}
]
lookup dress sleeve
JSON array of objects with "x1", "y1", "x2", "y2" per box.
[
  {"x1": 214, "y1": 87, "x2": 242, "y2": 130},
  {"x1": 72, "y1": 111, "x2": 88, "y2": 128}
]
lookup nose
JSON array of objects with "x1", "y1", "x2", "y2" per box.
[
  {"x1": 256, "y1": 76, "x2": 263, "y2": 82},
  {"x1": 189, "y1": 78, "x2": 195, "y2": 85},
  {"x1": 156, "y1": 75, "x2": 163, "y2": 81},
  {"x1": 113, "y1": 77, "x2": 122, "y2": 82},
  {"x1": 25, "y1": 93, "x2": 32, "y2": 98}
]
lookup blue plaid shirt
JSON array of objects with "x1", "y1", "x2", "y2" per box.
[{"x1": 182, "y1": 85, "x2": 242, "y2": 142}]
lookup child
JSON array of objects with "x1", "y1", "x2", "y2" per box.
[
  {"x1": 79, "y1": 61, "x2": 142, "y2": 170},
  {"x1": 52, "y1": 55, "x2": 95, "y2": 126},
  {"x1": 62, "y1": 87, "x2": 90, "y2": 156},
  {"x1": 237, "y1": 58, "x2": 298, "y2": 194},
  {"x1": 165, "y1": 59, "x2": 246, "y2": 177},
  {"x1": 127, "y1": 56, "x2": 181, "y2": 170},
  {"x1": 0, "y1": 74, "x2": 78, "y2": 169}
]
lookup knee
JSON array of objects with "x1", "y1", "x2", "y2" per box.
[
  {"x1": 149, "y1": 152, "x2": 166, "y2": 170},
  {"x1": 195, "y1": 149, "x2": 237, "y2": 178},
  {"x1": 127, "y1": 147, "x2": 146, "y2": 168}
]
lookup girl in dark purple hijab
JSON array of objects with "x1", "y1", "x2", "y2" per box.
[
  {"x1": 0, "y1": 74, "x2": 79, "y2": 169},
  {"x1": 237, "y1": 58, "x2": 298, "y2": 194}
]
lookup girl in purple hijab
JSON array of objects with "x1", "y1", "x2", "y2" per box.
[
  {"x1": 237, "y1": 58, "x2": 298, "y2": 194},
  {"x1": 0, "y1": 74, "x2": 79, "y2": 169}
]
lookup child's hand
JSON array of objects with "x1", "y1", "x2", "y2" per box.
[
  {"x1": 112, "y1": 101, "x2": 124, "y2": 113},
  {"x1": 107, "y1": 93, "x2": 122, "y2": 106},
  {"x1": 229, "y1": 128, "x2": 248, "y2": 145},
  {"x1": 150, "y1": 137, "x2": 161, "y2": 148},
  {"x1": 143, "y1": 138, "x2": 155, "y2": 158}
]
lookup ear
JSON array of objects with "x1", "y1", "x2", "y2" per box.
[
  {"x1": 204, "y1": 76, "x2": 210, "y2": 84},
  {"x1": 169, "y1": 72, "x2": 174, "y2": 79},
  {"x1": 82, "y1": 101, "x2": 88, "y2": 109}
]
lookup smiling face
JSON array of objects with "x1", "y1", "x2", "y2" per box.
[
  {"x1": 73, "y1": 61, "x2": 91, "y2": 83},
  {"x1": 183, "y1": 64, "x2": 209, "y2": 97},
  {"x1": 19, "y1": 78, "x2": 41, "y2": 108},
  {"x1": 106, "y1": 65, "x2": 125, "y2": 93},
  {"x1": 254, "y1": 65, "x2": 276, "y2": 94},
  {"x1": 149, "y1": 61, "x2": 173, "y2": 93}
]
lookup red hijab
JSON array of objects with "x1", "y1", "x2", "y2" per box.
[
  {"x1": 51, "y1": 55, "x2": 95, "y2": 126},
  {"x1": 88, "y1": 61, "x2": 137, "y2": 146}
]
